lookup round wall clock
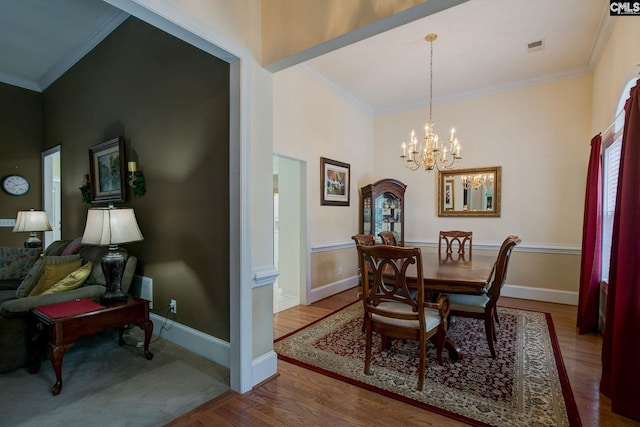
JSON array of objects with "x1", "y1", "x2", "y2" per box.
[{"x1": 2, "y1": 174, "x2": 31, "y2": 196}]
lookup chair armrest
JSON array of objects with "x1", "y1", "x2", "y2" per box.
[{"x1": 424, "y1": 294, "x2": 450, "y2": 319}]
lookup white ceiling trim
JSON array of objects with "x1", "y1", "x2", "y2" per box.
[
  {"x1": 36, "y1": 9, "x2": 129, "y2": 92},
  {"x1": 300, "y1": 63, "x2": 375, "y2": 115},
  {"x1": 0, "y1": 70, "x2": 41, "y2": 93},
  {"x1": 376, "y1": 65, "x2": 595, "y2": 116},
  {"x1": 588, "y1": 10, "x2": 616, "y2": 69}
]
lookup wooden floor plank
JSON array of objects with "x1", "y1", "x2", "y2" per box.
[{"x1": 167, "y1": 288, "x2": 640, "y2": 426}]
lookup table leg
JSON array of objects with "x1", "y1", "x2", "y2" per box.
[
  {"x1": 28, "y1": 320, "x2": 45, "y2": 374},
  {"x1": 138, "y1": 319, "x2": 154, "y2": 360},
  {"x1": 50, "y1": 344, "x2": 66, "y2": 395}
]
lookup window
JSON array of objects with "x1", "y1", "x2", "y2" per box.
[{"x1": 601, "y1": 79, "x2": 637, "y2": 282}]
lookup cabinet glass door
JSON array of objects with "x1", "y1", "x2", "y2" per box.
[
  {"x1": 374, "y1": 192, "x2": 402, "y2": 243},
  {"x1": 363, "y1": 196, "x2": 372, "y2": 235}
]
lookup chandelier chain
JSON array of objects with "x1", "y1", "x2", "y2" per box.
[
  {"x1": 429, "y1": 37, "x2": 433, "y2": 124},
  {"x1": 399, "y1": 33, "x2": 461, "y2": 172}
]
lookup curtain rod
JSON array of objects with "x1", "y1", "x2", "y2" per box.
[{"x1": 599, "y1": 108, "x2": 625, "y2": 137}]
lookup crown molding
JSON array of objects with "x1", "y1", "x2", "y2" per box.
[{"x1": 37, "y1": 9, "x2": 130, "y2": 91}]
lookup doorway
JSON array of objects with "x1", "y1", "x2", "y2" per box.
[
  {"x1": 273, "y1": 155, "x2": 307, "y2": 313},
  {"x1": 42, "y1": 146, "x2": 61, "y2": 248}
]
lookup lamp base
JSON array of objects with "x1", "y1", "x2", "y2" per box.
[
  {"x1": 100, "y1": 289, "x2": 128, "y2": 305},
  {"x1": 100, "y1": 245, "x2": 128, "y2": 305},
  {"x1": 24, "y1": 233, "x2": 42, "y2": 249}
]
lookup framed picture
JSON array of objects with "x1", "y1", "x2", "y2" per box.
[
  {"x1": 444, "y1": 179, "x2": 454, "y2": 210},
  {"x1": 320, "y1": 157, "x2": 350, "y2": 206},
  {"x1": 89, "y1": 137, "x2": 126, "y2": 203}
]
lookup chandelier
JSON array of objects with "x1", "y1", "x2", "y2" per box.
[
  {"x1": 461, "y1": 174, "x2": 493, "y2": 190},
  {"x1": 400, "y1": 34, "x2": 461, "y2": 171}
]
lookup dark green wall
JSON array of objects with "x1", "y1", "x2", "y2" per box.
[
  {"x1": 42, "y1": 17, "x2": 230, "y2": 340},
  {"x1": 0, "y1": 84, "x2": 43, "y2": 247}
]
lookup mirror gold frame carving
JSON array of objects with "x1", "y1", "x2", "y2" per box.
[{"x1": 438, "y1": 166, "x2": 502, "y2": 217}]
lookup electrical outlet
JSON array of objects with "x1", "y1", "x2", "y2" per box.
[
  {"x1": 338, "y1": 266, "x2": 343, "y2": 276},
  {"x1": 169, "y1": 299, "x2": 177, "y2": 314}
]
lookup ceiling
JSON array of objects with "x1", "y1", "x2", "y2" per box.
[{"x1": 0, "y1": 0, "x2": 610, "y2": 115}]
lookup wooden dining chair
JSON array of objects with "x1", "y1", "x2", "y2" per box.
[
  {"x1": 358, "y1": 244, "x2": 449, "y2": 391},
  {"x1": 351, "y1": 234, "x2": 377, "y2": 328},
  {"x1": 439, "y1": 230, "x2": 473, "y2": 259},
  {"x1": 378, "y1": 231, "x2": 399, "y2": 246},
  {"x1": 351, "y1": 234, "x2": 375, "y2": 247},
  {"x1": 446, "y1": 235, "x2": 520, "y2": 358}
]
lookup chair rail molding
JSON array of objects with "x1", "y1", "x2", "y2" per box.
[
  {"x1": 312, "y1": 239, "x2": 580, "y2": 255},
  {"x1": 253, "y1": 266, "x2": 280, "y2": 288}
]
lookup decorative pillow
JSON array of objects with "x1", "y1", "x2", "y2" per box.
[
  {"x1": 0, "y1": 247, "x2": 40, "y2": 280},
  {"x1": 41, "y1": 262, "x2": 93, "y2": 295},
  {"x1": 15, "y1": 258, "x2": 45, "y2": 297},
  {"x1": 61, "y1": 237, "x2": 84, "y2": 256},
  {"x1": 29, "y1": 259, "x2": 82, "y2": 296}
]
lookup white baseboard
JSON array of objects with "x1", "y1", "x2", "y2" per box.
[
  {"x1": 252, "y1": 350, "x2": 278, "y2": 387},
  {"x1": 149, "y1": 314, "x2": 278, "y2": 388},
  {"x1": 308, "y1": 276, "x2": 358, "y2": 304},
  {"x1": 150, "y1": 313, "x2": 230, "y2": 368},
  {"x1": 502, "y1": 284, "x2": 578, "y2": 306}
]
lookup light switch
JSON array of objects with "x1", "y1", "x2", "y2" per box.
[{"x1": 0, "y1": 219, "x2": 16, "y2": 227}]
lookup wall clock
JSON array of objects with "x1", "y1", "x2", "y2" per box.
[{"x1": 2, "y1": 174, "x2": 31, "y2": 196}]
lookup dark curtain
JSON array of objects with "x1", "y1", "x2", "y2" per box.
[
  {"x1": 576, "y1": 135, "x2": 602, "y2": 334},
  {"x1": 600, "y1": 80, "x2": 640, "y2": 421}
]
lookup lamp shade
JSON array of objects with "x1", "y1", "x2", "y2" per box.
[
  {"x1": 81, "y1": 207, "x2": 143, "y2": 246},
  {"x1": 12, "y1": 210, "x2": 52, "y2": 233}
]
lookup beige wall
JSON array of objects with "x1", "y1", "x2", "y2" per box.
[
  {"x1": 311, "y1": 247, "x2": 358, "y2": 289},
  {"x1": 0, "y1": 84, "x2": 44, "y2": 248},
  {"x1": 159, "y1": 0, "x2": 263, "y2": 60},
  {"x1": 374, "y1": 76, "x2": 592, "y2": 248},
  {"x1": 284, "y1": 72, "x2": 592, "y2": 298},
  {"x1": 262, "y1": 0, "x2": 428, "y2": 66},
  {"x1": 273, "y1": 66, "x2": 374, "y2": 245},
  {"x1": 591, "y1": 18, "x2": 640, "y2": 133},
  {"x1": 273, "y1": 65, "x2": 374, "y2": 291}
]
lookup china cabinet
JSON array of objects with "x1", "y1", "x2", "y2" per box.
[{"x1": 360, "y1": 179, "x2": 406, "y2": 245}]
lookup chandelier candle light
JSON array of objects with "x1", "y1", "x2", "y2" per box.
[{"x1": 401, "y1": 34, "x2": 461, "y2": 171}]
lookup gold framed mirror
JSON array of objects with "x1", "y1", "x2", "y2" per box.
[{"x1": 438, "y1": 166, "x2": 501, "y2": 217}]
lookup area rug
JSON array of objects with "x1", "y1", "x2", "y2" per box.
[
  {"x1": 0, "y1": 328, "x2": 229, "y2": 427},
  {"x1": 274, "y1": 302, "x2": 581, "y2": 427}
]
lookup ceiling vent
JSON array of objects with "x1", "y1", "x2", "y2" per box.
[{"x1": 527, "y1": 39, "x2": 545, "y2": 52}]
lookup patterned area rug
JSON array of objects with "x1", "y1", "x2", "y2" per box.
[{"x1": 274, "y1": 303, "x2": 581, "y2": 427}]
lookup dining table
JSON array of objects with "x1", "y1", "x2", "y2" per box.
[{"x1": 407, "y1": 252, "x2": 498, "y2": 362}]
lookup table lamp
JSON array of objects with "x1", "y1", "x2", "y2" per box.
[
  {"x1": 12, "y1": 209, "x2": 52, "y2": 248},
  {"x1": 81, "y1": 205, "x2": 143, "y2": 303}
]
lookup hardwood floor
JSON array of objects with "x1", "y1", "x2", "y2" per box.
[{"x1": 167, "y1": 289, "x2": 639, "y2": 426}]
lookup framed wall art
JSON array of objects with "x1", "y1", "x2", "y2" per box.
[
  {"x1": 444, "y1": 179, "x2": 454, "y2": 210},
  {"x1": 320, "y1": 157, "x2": 350, "y2": 206},
  {"x1": 89, "y1": 137, "x2": 126, "y2": 203}
]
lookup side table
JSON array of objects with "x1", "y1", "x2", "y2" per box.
[{"x1": 30, "y1": 295, "x2": 153, "y2": 395}]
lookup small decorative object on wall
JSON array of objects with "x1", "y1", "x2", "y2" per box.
[
  {"x1": 79, "y1": 174, "x2": 91, "y2": 203},
  {"x1": 320, "y1": 157, "x2": 350, "y2": 206},
  {"x1": 89, "y1": 137, "x2": 126, "y2": 203},
  {"x1": 444, "y1": 179, "x2": 454, "y2": 210},
  {"x1": 127, "y1": 161, "x2": 146, "y2": 197}
]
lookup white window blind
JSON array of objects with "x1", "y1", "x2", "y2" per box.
[{"x1": 601, "y1": 135, "x2": 622, "y2": 282}]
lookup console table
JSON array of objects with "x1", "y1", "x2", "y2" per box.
[{"x1": 30, "y1": 296, "x2": 153, "y2": 395}]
